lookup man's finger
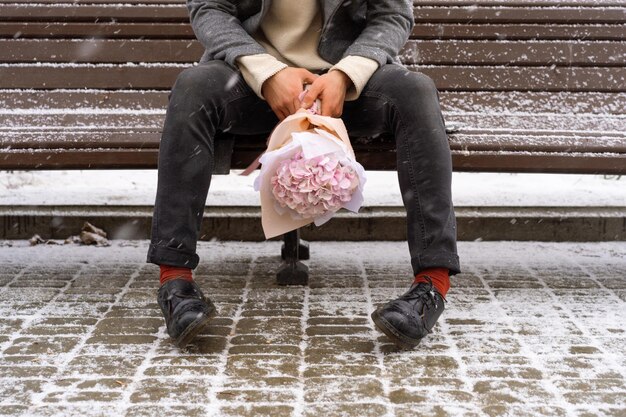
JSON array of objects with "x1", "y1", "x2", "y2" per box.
[
  {"x1": 301, "y1": 83, "x2": 322, "y2": 109},
  {"x1": 284, "y1": 100, "x2": 297, "y2": 117},
  {"x1": 321, "y1": 98, "x2": 334, "y2": 117},
  {"x1": 272, "y1": 106, "x2": 286, "y2": 121},
  {"x1": 301, "y1": 71, "x2": 318, "y2": 85}
]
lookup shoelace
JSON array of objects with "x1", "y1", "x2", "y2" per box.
[
  {"x1": 399, "y1": 277, "x2": 444, "y2": 313},
  {"x1": 166, "y1": 289, "x2": 204, "y2": 315}
]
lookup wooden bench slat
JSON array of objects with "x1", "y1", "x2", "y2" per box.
[
  {"x1": 414, "y1": 7, "x2": 626, "y2": 24},
  {"x1": 3, "y1": 39, "x2": 624, "y2": 67},
  {"x1": 415, "y1": 0, "x2": 626, "y2": 5},
  {"x1": 3, "y1": 91, "x2": 623, "y2": 115},
  {"x1": 416, "y1": 66, "x2": 626, "y2": 92},
  {"x1": 2, "y1": 148, "x2": 623, "y2": 174},
  {"x1": 0, "y1": 39, "x2": 204, "y2": 63},
  {"x1": 0, "y1": 22, "x2": 195, "y2": 39},
  {"x1": 411, "y1": 24, "x2": 626, "y2": 41},
  {"x1": 0, "y1": 5, "x2": 190, "y2": 22},
  {"x1": 1, "y1": 0, "x2": 623, "y2": 5},
  {"x1": 3, "y1": 128, "x2": 624, "y2": 154},
  {"x1": 2, "y1": 5, "x2": 624, "y2": 24},
  {"x1": 3, "y1": 22, "x2": 623, "y2": 41},
  {"x1": 402, "y1": 40, "x2": 625, "y2": 66},
  {"x1": 3, "y1": 113, "x2": 624, "y2": 135},
  {"x1": 439, "y1": 91, "x2": 626, "y2": 114},
  {"x1": 0, "y1": 0, "x2": 184, "y2": 3},
  {"x1": 1, "y1": 65, "x2": 623, "y2": 92},
  {"x1": 0, "y1": 131, "x2": 162, "y2": 149},
  {"x1": 0, "y1": 91, "x2": 170, "y2": 109}
]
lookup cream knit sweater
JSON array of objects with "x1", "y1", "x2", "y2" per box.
[{"x1": 236, "y1": 0, "x2": 378, "y2": 101}]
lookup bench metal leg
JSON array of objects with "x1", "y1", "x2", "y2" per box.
[
  {"x1": 281, "y1": 240, "x2": 310, "y2": 260},
  {"x1": 277, "y1": 229, "x2": 309, "y2": 286}
]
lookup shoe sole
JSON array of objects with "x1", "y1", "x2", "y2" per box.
[
  {"x1": 371, "y1": 309, "x2": 421, "y2": 350},
  {"x1": 175, "y1": 303, "x2": 218, "y2": 348}
]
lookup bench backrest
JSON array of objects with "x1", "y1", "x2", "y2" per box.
[{"x1": 1, "y1": 0, "x2": 625, "y2": 173}]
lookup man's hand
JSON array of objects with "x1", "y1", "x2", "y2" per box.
[
  {"x1": 300, "y1": 70, "x2": 352, "y2": 117},
  {"x1": 262, "y1": 67, "x2": 318, "y2": 120}
]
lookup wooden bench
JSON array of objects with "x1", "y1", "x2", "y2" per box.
[{"x1": 1, "y1": 0, "x2": 625, "y2": 284}]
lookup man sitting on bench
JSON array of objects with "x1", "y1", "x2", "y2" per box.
[{"x1": 147, "y1": 0, "x2": 461, "y2": 349}]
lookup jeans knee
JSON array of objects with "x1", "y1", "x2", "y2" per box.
[
  {"x1": 171, "y1": 61, "x2": 237, "y2": 103},
  {"x1": 410, "y1": 72, "x2": 438, "y2": 98},
  {"x1": 369, "y1": 68, "x2": 439, "y2": 118}
]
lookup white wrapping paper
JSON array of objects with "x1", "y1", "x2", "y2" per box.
[{"x1": 253, "y1": 110, "x2": 366, "y2": 239}]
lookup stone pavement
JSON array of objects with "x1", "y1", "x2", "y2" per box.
[{"x1": 0, "y1": 240, "x2": 624, "y2": 417}]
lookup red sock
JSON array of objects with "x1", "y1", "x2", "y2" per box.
[
  {"x1": 414, "y1": 267, "x2": 450, "y2": 298},
  {"x1": 159, "y1": 265, "x2": 193, "y2": 286}
]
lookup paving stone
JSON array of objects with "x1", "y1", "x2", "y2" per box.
[
  {"x1": 482, "y1": 405, "x2": 567, "y2": 417},
  {"x1": 76, "y1": 378, "x2": 132, "y2": 390},
  {"x1": 10, "y1": 280, "x2": 68, "y2": 288},
  {"x1": 228, "y1": 344, "x2": 301, "y2": 355},
  {"x1": 304, "y1": 403, "x2": 388, "y2": 416},
  {"x1": 85, "y1": 335, "x2": 156, "y2": 346},
  {"x1": 0, "y1": 365, "x2": 58, "y2": 378},
  {"x1": 30, "y1": 405, "x2": 119, "y2": 416},
  {"x1": 220, "y1": 405, "x2": 294, "y2": 417},
  {"x1": 225, "y1": 354, "x2": 300, "y2": 378},
  {"x1": 473, "y1": 380, "x2": 555, "y2": 404},
  {"x1": 306, "y1": 336, "x2": 376, "y2": 354},
  {"x1": 303, "y1": 364, "x2": 381, "y2": 378},
  {"x1": 235, "y1": 317, "x2": 301, "y2": 335},
  {"x1": 386, "y1": 355, "x2": 459, "y2": 381},
  {"x1": 216, "y1": 389, "x2": 297, "y2": 402},
  {"x1": 0, "y1": 405, "x2": 29, "y2": 417},
  {"x1": 92, "y1": 317, "x2": 162, "y2": 336},
  {"x1": 0, "y1": 319, "x2": 24, "y2": 335},
  {"x1": 224, "y1": 376, "x2": 300, "y2": 389},
  {"x1": 230, "y1": 333, "x2": 301, "y2": 346},
  {"x1": 305, "y1": 377, "x2": 384, "y2": 402},
  {"x1": 65, "y1": 355, "x2": 144, "y2": 377},
  {"x1": 305, "y1": 325, "x2": 371, "y2": 336},
  {"x1": 125, "y1": 405, "x2": 206, "y2": 417},
  {"x1": 129, "y1": 379, "x2": 211, "y2": 403},
  {"x1": 0, "y1": 378, "x2": 45, "y2": 404},
  {"x1": 3, "y1": 336, "x2": 81, "y2": 356}
]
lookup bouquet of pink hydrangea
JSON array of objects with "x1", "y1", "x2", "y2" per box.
[{"x1": 254, "y1": 112, "x2": 366, "y2": 239}]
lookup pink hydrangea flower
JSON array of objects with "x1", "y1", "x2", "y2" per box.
[{"x1": 271, "y1": 151, "x2": 359, "y2": 219}]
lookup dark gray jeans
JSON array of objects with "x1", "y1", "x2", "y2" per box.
[{"x1": 147, "y1": 61, "x2": 461, "y2": 275}]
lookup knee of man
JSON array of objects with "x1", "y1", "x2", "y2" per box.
[
  {"x1": 393, "y1": 72, "x2": 439, "y2": 105},
  {"x1": 172, "y1": 61, "x2": 235, "y2": 101}
]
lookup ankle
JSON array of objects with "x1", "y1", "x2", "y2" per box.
[
  {"x1": 160, "y1": 265, "x2": 193, "y2": 286},
  {"x1": 414, "y1": 267, "x2": 450, "y2": 298}
]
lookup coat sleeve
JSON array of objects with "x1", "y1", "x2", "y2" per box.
[
  {"x1": 187, "y1": 0, "x2": 267, "y2": 65},
  {"x1": 342, "y1": 0, "x2": 414, "y2": 66}
]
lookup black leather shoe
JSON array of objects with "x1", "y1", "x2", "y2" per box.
[
  {"x1": 371, "y1": 278, "x2": 445, "y2": 349},
  {"x1": 157, "y1": 278, "x2": 217, "y2": 348}
]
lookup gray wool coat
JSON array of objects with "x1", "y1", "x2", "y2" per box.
[{"x1": 187, "y1": 0, "x2": 414, "y2": 67}]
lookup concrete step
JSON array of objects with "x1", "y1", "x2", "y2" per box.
[{"x1": 2, "y1": 205, "x2": 624, "y2": 241}]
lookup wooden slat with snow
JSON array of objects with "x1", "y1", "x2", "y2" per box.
[
  {"x1": 2, "y1": 39, "x2": 624, "y2": 66},
  {"x1": 1, "y1": 147, "x2": 623, "y2": 174},
  {"x1": 2, "y1": 91, "x2": 623, "y2": 115},
  {"x1": 0, "y1": 65, "x2": 623, "y2": 92},
  {"x1": 2, "y1": 23, "x2": 623, "y2": 41}
]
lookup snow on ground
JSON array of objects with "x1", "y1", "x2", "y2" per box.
[
  {"x1": 0, "y1": 240, "x2": 624, "y2": 416},
  {"x1": 0, "y1": 170, "x2": 624, "y2": 207}
]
